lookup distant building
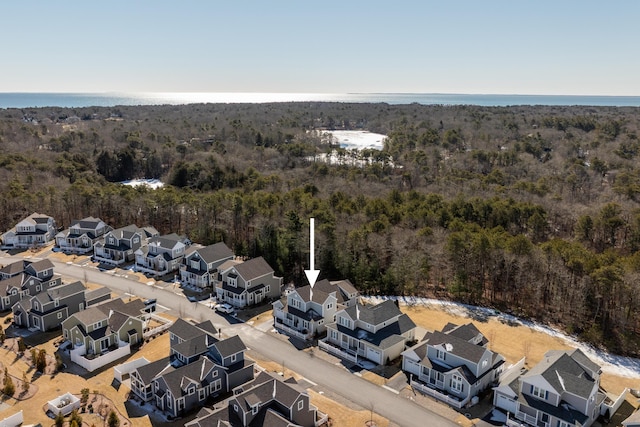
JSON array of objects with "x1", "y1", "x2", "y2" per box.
[
  {"x1": 1, "y1": 212, "x2": 57, "y2": 249},
  {"x1": 55, "y1": 216, "x2": 111, "y2": 254},
  {"x1": 214, "y1": 257, "x2": 282, "y2": 308}
]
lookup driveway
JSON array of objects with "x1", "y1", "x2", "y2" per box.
[{"x1": 4, "y1": 254, "x2": 459, "y2": 427}]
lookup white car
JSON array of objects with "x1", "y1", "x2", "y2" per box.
[{"x1": 214, "y1": 303, "x2": 235, "y2": 314}]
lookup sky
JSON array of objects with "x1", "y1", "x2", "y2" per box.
[{"x1": 1, "y1": 1, "x2": 639, "y2": 95}]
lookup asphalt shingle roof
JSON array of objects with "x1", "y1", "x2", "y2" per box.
[{"x1": 233, "y1": 257, "x2": 274, "y2": 281}]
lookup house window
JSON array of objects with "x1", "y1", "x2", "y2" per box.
[
  {"x1": 234, "y1": 404, "x2": 239, "y2": 412},
  {"x1": 531, "y1": 385, "x2": 548, "y2": 400},
  {"x1": 482, "y1": 359, "x2": 488, "y2": 369},
  {"x1": 339, "y1": 316, "x2": 350, "y2": 328},
  {"x1": 436, "y1": 349, "x2": 446, "y2": 361},
  {"x1": 57, "y1": 312, "x2": 63, "y2": 319},
  {"x1": 214, "y1": 379, "x2": 221, "y2": 391},
  {"x1": 451, "y1": 374, "x2": 464, "y2": 393},
  {"x1": 265, "y1": 285, "x2": 270, "y2": 293},
  {"x1": 231, "y1": 354, "x2": 237, "y2": 363},
  {"x1": 213, "y1": 370, "x2": 218, "y2": 377},
  {"x1": 189, "y1": 386, "x2": 194, "y2": 395},
  {"x1": 297, "y1": 400, "x2": 304, "y2": 411},
  {"x1": 252, "y1": 404, "x2": 259, "y2": 415},
  {"x1": 36, "y1": 285, "x2": 41, "y2": 292},
  {"x1": 63, "y1": 330, "x2": 68, "y2": 339},
  {"x1": 228, "y1": 276, "x2": 237, "y2": 287},
  {"x1": 327, "y1": 303, "x2": 333, "y2": 310},
  {"x1": 557, "y1": 421, "x2": 570, "y2": 427},
  {"x1": 33, "y1": 317, "x2": 40, "y2": 327},
  {"x1": 101, "y1": 340, "x2": 109, "y2": 351},
  {"x1": 331, "y1": 330, "x2": 338, "y2": 340},
  {"x1": 54, "y1": 298, "x2": 60, "y2": 307},
  {"x1": 199, "y1": 389, "x2": 206, "y2": 400},
  {"x1": 177, "y1": 398, "x2": 184, "y2": 410}
]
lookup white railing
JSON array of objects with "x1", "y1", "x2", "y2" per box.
[
  {"x1": 318, "y1": 339, "x2": 358, "y2": 363},
  {"x1": 113, "y1": 357, "x2": 150, "y2": 382},
  {"x1": 70, "y1": 342, "x2": 131, "y2": 372},
  {"x1": 0, "y1": 410, "x2": 23, "y2": 427},
  {"x1": 506, "y1": 417, "x2": 528, "y2": 427},
  {"x1": 274, "y1": 322, "x2": 312, "y2": 341},
  {"x1": 144, "y1": 314, "x2": 174, "y2": 338},
  {"x1": 516, "y1": 411, "x2": 538, "y2": 426},
  {"x1": 410, "y1": 379, "x2": 470, "y2": 409},
  {"x1": 315, "y1": 410, "x2": 329, "y2": 427}
]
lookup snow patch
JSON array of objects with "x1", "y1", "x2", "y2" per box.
[
  {"x1": 362, "y1": 295, "x2": 640, "y2": 379},
  {"x1": 121, "y1": 178, "x2": 164, "y2": 189}
]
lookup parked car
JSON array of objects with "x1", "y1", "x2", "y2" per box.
[{"x1": 214, "y1": 303, "x2": 235, "y2": 314}]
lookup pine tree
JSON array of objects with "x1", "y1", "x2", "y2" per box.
[{"x1": 107, "y1": 410, "x2": 120, "y2": 427}]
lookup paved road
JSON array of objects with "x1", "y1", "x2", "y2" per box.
[{"x1": 8, "y1": 254, "x2": 458, "y2": 427}]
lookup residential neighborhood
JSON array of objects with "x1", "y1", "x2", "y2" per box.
[{"x1": 0, "y1": 212, "x2": 635, "y2": 427}]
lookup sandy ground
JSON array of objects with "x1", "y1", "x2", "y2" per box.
[{"x1": 400, "y1": 304, "x2": 640, "y2": 397}]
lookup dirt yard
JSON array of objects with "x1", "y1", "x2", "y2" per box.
[{"x1": 400, "y1": 304, "x2": 640, "y2": 396}]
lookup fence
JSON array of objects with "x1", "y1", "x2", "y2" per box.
[
  {"x1": 70, "y1": 342, "x2": 131, "y2": 372},
  {"x1": 0, "y1": 410, "x2": 23, "y2": 427},
  {"x1": 410, "y1": 379, "x2": 470, "y2": 409},
  {"x1": 318, "y1": 339, "x2": 358, "y2": 363}
]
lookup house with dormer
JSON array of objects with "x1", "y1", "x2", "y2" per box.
[
  {"x1": 322, "y1": 299, "x2": 417, "y2": 365},
  {"x1": 55, "y1": 216, "x2": 111, "y2": 254},
  {"x1": 135, "y1": 233, "x2": 190, "y2": 277},
  {"x1": 184, "y1": 370, "x2": 326, "y2": 427},
  {"x1": 1, "y1": 213, "x2": 57, "y2": 249},
  {"x1": 12, "y1": 280, "x2": 89, "y2": 331},
  {"x1": 402, "y1": 322, "x2": 505, "y2": 408},
  {"x1": 493, "y1": 348, "x2": 626, "y2": 427},
  {"x1": 272, "y1": 278, "x2": 359, "y2": 341},
  {"x1": 0, "y1": 259, "x2": 61, "y2": 311},
  {"x1": 62, "y1": 297, "x2": 145, "y2": 356},
  {"x1": 180, "y1": 242, "x2": 234, "y2": 289},
  {"x1": 215, "y1": 257, "x2": 282, "y2": 308},
  {"x1": 93, "y1": 224, "x2": 157, "y2": 266},
  {"x1": 131, "y1": 321, "x2": 254, "y2": 418}
]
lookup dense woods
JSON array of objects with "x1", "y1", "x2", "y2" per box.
[{"x1": 2, "y1": 102, "x2": 640, "y2": 356}]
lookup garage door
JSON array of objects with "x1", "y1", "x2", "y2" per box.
[
  {"x1": 496, "y1": 394, "x2": 518, "y2": 414},
  {"x1": 366, "y1": 347, "x2": 382, "y2": 365}
]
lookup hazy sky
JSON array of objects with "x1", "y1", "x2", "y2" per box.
[{"x1": 2, "y1": 1, "x2": 638, "y2": 95}]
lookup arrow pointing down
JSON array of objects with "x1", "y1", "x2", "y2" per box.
[{"x1": 304, "y1": 217, "x2": 320, "y2": 287}]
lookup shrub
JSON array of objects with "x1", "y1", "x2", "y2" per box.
[{"x1": 108, "y1": 410, "x2": 120, "y2": 427}]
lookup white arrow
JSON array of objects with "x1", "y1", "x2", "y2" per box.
[{"x1": 304, "y1": 217, "x2": 320, "y2": 287}]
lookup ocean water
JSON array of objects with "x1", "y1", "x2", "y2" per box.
[{"x1": 1, "y1": 92, "x2": 640, "y2": 109}]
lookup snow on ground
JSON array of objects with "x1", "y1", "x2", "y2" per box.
[
  {"x1": 321, "y1": 130, "x2": 387, "y2": 150},
  {"x1": 363, "y1": 295, "x2": 640, "y2": 379},
  {"x1": 121, "y1": 178, "x2": 164, "y2": 189}
]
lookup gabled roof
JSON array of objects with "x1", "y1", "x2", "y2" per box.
[
  {"x1": 330, "y1": 279, "x2": 358, "y2": 296},
  {"x1": 173, "y1": 334, "x2": 213, "y2": 358},
  {"x1": 70, "y1": 216, "x2": 105, "y2": 230},
  {"x1": 84, "y1": 287, "x2": 112, "y2": 303},
  {"x1": 524, "y1": 349, "x2": 599, "y2": 399},
  {"x1": 421, "y1": 330, "x2": 487, "y2": 364},
  {"x1": 149, "y1": 233, "x2": 187, "y2": 250},
  {"x1": 0, "y1": 274, "x2": 28, "y2": 294},
  {"x1": 47, "y1": 280, "x2": 86, "y2": 300},
  {"x1": 336, "y1": 313, "x2": 416, "y2": 349},
  {"x1": 0, "y1": 260, "x2": 29, "y2": 276},
  {"x1": 294, "y1": 283, "x2": 333, "y2": 304},
  {"x1": 135, "y1": 356, "x2": 173, "y2": 383},
  {"x1": 233, "y1": 257, "x2": 274, "y2": 281},
  {"x1": 19, "y1": 213, "x2": 53, "y2": 225},
  {"x1": 344, "y1": 300, "x2": 401, "y2": 326},
  {"x1": 158, "y1": 356, "x2": 217, "y2": 398},
  {"x1": 107, "y1": 224, "x2": 143, "y2": 240},
  {"x1": 26, "y1": 259, "x2": 54, "y2": 273},
  {"x1": 169, "y1": 318, "x2": 217, "y2": 341},
  {"x1": 193, "y1": 242, "x2": 234, "y2": 264},
  {"x1": 212, "y1": 335, "x2": 247, "y2": 359},
  {"x1": 70, "y1": 306, "x2": 108, "y2": 326}
]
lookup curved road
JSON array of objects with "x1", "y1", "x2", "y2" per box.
[{"x1": 9, "y1": 255, "x2": 457, "y2": 427}]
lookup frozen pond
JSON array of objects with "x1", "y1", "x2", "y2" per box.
[
  {"x1": 321, "y1": 130, "x2": 387, "y2": 150},
  {"x1": 121, "y1": 179, "x2": 164, "y2": 189}
]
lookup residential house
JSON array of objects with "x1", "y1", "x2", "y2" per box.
[
  {"x1": 1, "y1": 213, "x2": 57, "y2": 249},
  {"x1": 180, "y1": 242, "x2": 234, "y2": 289},
  {"x1": 12, "y1": 281, "x2": 93, "y2": 331},
  {"x1": 93, "y1": 224, "x2": 154, "y2": 266},
  {"x1": 55, "y1": 216, "x2": 111, "y2": 254},
  {"x1": 135, "y1": 233, "x2": 190, "y2": 277},
  {"x1": 272, "y1": 278, "x2": 359, "y2": 341},
  {"x1": 402, "y1": 322, "x2": 505, "y2": 408},
  {"x1": 131, "y1": 322, "x2": 254, "y2": 418},
  {"x1": 215, "y1": 257, "x2": 282, "y2": 308},
  {"x1": 322, "y1": 300, "x2": 417, "y2": 365},
  {"x1": 184, "y1": 371, "x2": 326, "y2": 427},
  {"x1": 169, "y1": 318, "x2": 219, "y2": 366},
  {"x1": 61, "y1": 297, "x2": 146, "y2": 356},
  {"x1": 493, "y1": 348, "x2": 626, "y2": 427},
  {"x1": 0, "y1": 259, "x2": 61, "y2": 311}
]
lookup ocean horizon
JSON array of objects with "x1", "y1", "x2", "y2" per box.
[{"x1": 1, "y1": 92, "x2": 640, "y2": 109}]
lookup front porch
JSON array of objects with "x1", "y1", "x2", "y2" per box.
[
  {"x1": 94, "y1": 249, "x2": 127, "y2": 265},
  {"x1": 410, "y1": 377, "x2": 470, "y2": 409},
  {"x1": 274, "y1": 319, "x2": 313, "y2": 341},
  {"x1": 318, "y1": 338, "x2": 359, "y2": 363}
]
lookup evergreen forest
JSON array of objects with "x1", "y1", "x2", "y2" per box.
[{"x1": 2, "y1": 102, "x2": 640, "y2": 356}]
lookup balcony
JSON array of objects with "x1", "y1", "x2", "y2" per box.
[
  {"x1": 318, "y1": 338, "x2": 358, "y2": 363},
  {"x1": 274, "y1": 319, "x2": 313, "y2": 341}
]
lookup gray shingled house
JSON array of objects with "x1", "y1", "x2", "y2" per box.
[
  {"x1": 93, "y1": 224, "x2": 157, "y2": 265},
  {"x1": 402, "y1": 322, "x2": 505, "y2": 408},
  {"x1": 1, "y1": 212, "x2": 57, "y2": 249},
  {"x1": 272, "y1": 278, "x2": 359, "y2": 341},
  {"x1": 493, "y1": 348, "x2": 627, "y2": 427},
  {"x1": 322, "y1": 299, "x2": 417, "y2": 365},
  {"x1": 0, "y1": 259, "x2": 61, "y2": 311},
  {"x1": 215, "y1": 257, "x2": 282, "y2": 308},
  {"x1": 184, "y1": 370, "x2": 326, "y2": 427},
  {"x1": 55, "y1": 216, "x2": 111, "y2": 254},
  {"x1": 179, "y1": 242, "x2": 234, "y2": 289},
  {"x1": 135, "y1": 233, "x2": 190, "y2": 277}
]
